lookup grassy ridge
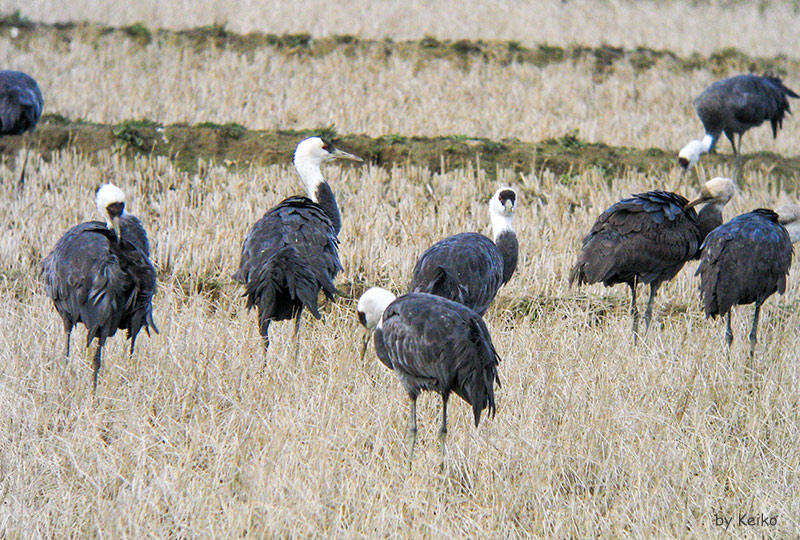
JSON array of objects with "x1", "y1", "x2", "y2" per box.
[
  {"x1": 4, "y1": 115, "x2": 800, "y2": 184},
  {"x1": 1, "y1": 13, "x2": 798, "y2": 76}
]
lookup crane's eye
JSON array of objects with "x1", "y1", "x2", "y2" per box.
[{"x1": 321, "y1": 143, "x2": 329, "y2": 151}]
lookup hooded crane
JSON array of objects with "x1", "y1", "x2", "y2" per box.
[
  {"x1": 41, "y1": 184, "x2": 158, "y2": 391},
  {"x1": 357, "y1": 287, "x2": 500, "y2": 468},
  {"x1": 409, "y1": 187, "x2": 518, "y2": 315},
  {"x1": 569, "y1": 177, "x2": 736, "y2": 341},
  {"x1": 679, "y1": 74, "x2": 799, "y2": 171},
  {"x1": 233, "y1": 137, "x2": 362, "y2": 357},
  {"x1": 0, "y1": 70, "x2": 43, "y2": 184},
  {"x1": 696, "y1": 205, "x2": 800, "y2": 359}
]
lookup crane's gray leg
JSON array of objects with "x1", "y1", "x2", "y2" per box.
[
  {"x1": 62, "y1": 324, "x2": 72, "y2": 361},
  {"x1": 748, "y1": 301, "x2": 763, "y2": 361},
  {"x1": 629, "y1": 280, "x2": 640, "y2": 343},
  {"x1": 258, "y1": 311, "x2": 271, "y2": 353},
  {"x1": 644, "y1": 283, "x2": 659, "y2": 335},
  {"x1": 438, "y1": 393, "x2": 449, "y2": 472},
  {"x1": 359, "y1": 330, "x2": 372, "y2": 363},
  {"x1": 129, "y1": 334, "x2": 138, "y2": 359},
  {"x1": 91, "y1": 343, "x2": 103, "y2": 393},
  {"x1": 725, "y1": 311, "x2": 734, "y2": 349},
  {"x1": 292, "y1": 313, "x2": 302, "y2": 361},
  {"x1": 17, "y1": 141, "x2": 29, "y2": 185},
  {"x1": 406, "y1": 395, "x2": 418, "y2": 471}
]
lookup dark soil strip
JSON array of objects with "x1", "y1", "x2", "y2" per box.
[
  {"x1": 3, "y1": 116, "x2": 800, "y2": 185},
  {"x1": 1, "y1": 13, "x2": 798, "y2": 76}
]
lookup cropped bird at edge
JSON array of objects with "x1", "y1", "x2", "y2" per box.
[
  {"x1": 357, "y1": 288, "x2": 501, "y2": 469},
  {"x1": 41, "y1": 184, "x2": 158, "y2": 391},
  {"x1": 0, "y1": 70, "x2": 43, "y2": 184},
  {"x1": 233, "y1": 137, "x2": 362, "y2": 359},
  {"x1": 679, "y1": 74, "x2": 799, "y2": 173},
  {"x1": 570, "y1": 177, "x2": 735, "y2": 341},
  {"x1": 696, "y1": 204, "x2": 800, "y2": 360}
]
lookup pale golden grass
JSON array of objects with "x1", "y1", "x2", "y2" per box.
[
  {"x1": 2, "y1": 35, "x2": 800, "y2": 155},
  {"x1": 1, "y1": 150, "x2": 799, "y2": 537},
  {"x1": 3, "y1": 0, "x2": 800, "y2": 58}
]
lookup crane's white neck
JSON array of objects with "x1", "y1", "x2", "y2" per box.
[
  {"x1": 294, "y1": 160, "x2": 326, "y2": 202},
  {"x1": 491, "y1": 212, "x2": 514, "y2": 241},
  {"x1": 700, "y1": 134, "x2": 715, "y2": 153}
]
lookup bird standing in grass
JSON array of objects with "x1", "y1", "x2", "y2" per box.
[
  {"x1": 696, "y1": 205, "x2": 800, "y2": 360},
  {"x1": 234, "y1": 137, "x2": 362, "y2": 358},
  {"x1": 357, "y1": 288, "x2": 501, "y2": 469},
  {"x1": 679, "y1": 74, "x2": 799, "y2": 172},
  {"x1": 570, "y1": 177, "x2": 735, "y2": 341},
  {"x1": 0, "y1": 70, "x2": 43, "y2": 184},
  {"x1": 41, "y1": 184, "x2": 158, "y2": 391}
]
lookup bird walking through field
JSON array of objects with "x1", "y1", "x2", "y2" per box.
[
  {"x1": 679, "y1": 74, "x2": 799, "y2": 172},
  {"x1": 41, "y1": 184, "x2": 158, "y2": 391},
  {"x1": 569, "y1": 177, "x2": 735, "y2": 341},
  {"x1": 357, "y1": 288, "x2": 501, "y2": 469},
  {"x1": 0, "y1": 70, "x2": 43, "y2": 184},
  {"x1": 234, "y1": 137, "x2": 362, "y2": 358},
  {"x1": 696, "y1": 205, "x2": 800, "y2": 360}
]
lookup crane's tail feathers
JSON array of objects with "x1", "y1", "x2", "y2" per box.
[
  {"x1": 245, "y1": 247, "x2": 336, "y2": 321},
  {"x1": 465, "y1": 318, "x2": 501, "y2": 427}
]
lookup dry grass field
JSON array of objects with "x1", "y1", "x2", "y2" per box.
[
  {"x1": 2, "y1": 1, "x2": 800, "y2": 538},
  {"x1": 3, "y1": 0, "x2": 800, "y2": 57}
]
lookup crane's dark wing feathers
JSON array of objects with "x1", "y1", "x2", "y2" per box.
[
  {"x1": 697, "y1": 209, "x2": 793, "y2": 317},
  {"x1": 570, "y1": 190, "x2": 700, "y2": 287},
  {"x1": 409, "y1": 232, "x2": 505, "y2": 316},
  {"x1": 376, "y1": 293, "x2": 501, "y2": 426},
  {"x1": 41, "y1": 219, "x2": 158, "y2": 349},
  {"x1": 0, "y1": 70, "x2": 43, "y2": 135},
  {"x1": 234, "y1": 196, "x2": 341, "y2": 327}
]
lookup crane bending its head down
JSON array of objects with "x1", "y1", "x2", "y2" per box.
[
  {"x1": 96, "y1": 183, "x2": 126, "y2": 239},
  {"x1": 357, "y1": 287, "x2": 501, "y2": 469}
]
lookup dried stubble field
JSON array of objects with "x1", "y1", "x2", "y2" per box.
[{"x1": 2, "y1": 1, "x2": 800, "y2": 538}]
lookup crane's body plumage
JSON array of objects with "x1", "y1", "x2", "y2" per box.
[
  {"x1": 410, "y1": 232, "x2": 506, "y2": 316},
  {"x1": 233, "y1": 137, "x2": 361, "y2": 353},
  {"x1": 357, "y1": 288, "x2": 500, "y2": 467},
  {"x1": 695, "y1": 74, "x2": 798, "y2": 152},
  {"x1": 233, "y1": 195, "x2": 340, "y2": 340},
  {"x1": 0, "y1": 70, "x2": 42, "y2": 136},
  {"x1": 696, "y1": 208, "x2": 794, "y2": 357},
  {"x1": 697, "y1": 209, "x2": 792, "y2": 318},
  {"x1": 374, "y1": 293, "x2": 501, "y2": 426},
  {"x1": 570, "y1": 191, "x2": 701, "y2": 289},
  {"x1": 42, "y1": 203, "x2": 158, "y2": 390},
  {"x1": 409, "y1": 188, "x2": 518, "y2": 316},
  {"x1": 680, "y1": 75, "x2": 799, "y2": 168}
]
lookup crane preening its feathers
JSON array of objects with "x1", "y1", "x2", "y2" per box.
[
  {"x1": 234, "y1": 137, "x2": 362, "y2": 358},
  {"x1": 570, "y1": 177, "x2": 736, "y2": 341},
  {"x1": 357, "y1": 288, "x2": 501, "y2": 469},
  {"x1": 41, "y1": 184, "x2": 158, "y2": 391},
  {"x1": 409, "y1": 187, "x2": 518, "y2": 315},
  {"x1": 679, "y1": 74, "x2": 799, "y2": 172},
  {"x1": 696, "y1": 204, "x2": 800, "y2": 360}
]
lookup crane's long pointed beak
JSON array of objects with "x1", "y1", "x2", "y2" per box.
[
  {"x1": 359, "y1": 330, "x2": 372, "y2": 362},
  {"x1": 685, "y1": 195, "x2": 708, "y2": 209},
  {"x1": 333, "y1": 148, "x2": 363, "y2": 162},
  {"x1": 111, "y1": 216, "x2": 121, "y2": 241}
]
